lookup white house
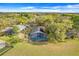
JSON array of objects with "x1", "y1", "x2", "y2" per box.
[{"x1": 16, "y1": 25, "x2": 29, "y2": 32}]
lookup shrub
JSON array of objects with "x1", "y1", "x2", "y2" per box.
[{"x1": 0, "y1": 35, "x2": 20, "y2": 45}]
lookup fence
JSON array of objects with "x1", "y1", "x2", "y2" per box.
[{"x1": 0, "y1": 46, "x2": 13, "y2": 56}]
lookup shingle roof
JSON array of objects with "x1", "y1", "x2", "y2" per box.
[{"x1": 1, "y1": 27, "x2": 13, "y2": 32}]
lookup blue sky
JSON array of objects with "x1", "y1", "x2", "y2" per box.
[{"x1": 0, "y1": 3, "x2": 79, "y2": 13}]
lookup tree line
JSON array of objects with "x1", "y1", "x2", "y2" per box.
[{"x1": 0, "y1": 13, "x2": 79, "y2": 43}]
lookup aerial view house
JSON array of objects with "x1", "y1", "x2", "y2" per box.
[
  {"x1": 0, "y1": 3, "x2": 79, "y2": 56},
  {"x1": 29, "y1": 26, "x2": 48, "y2": 42}
]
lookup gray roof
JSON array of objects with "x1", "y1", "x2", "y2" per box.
[
  {"x1": 30, "y1": 31, "x2": 44, "y2": 35},
  {"x1": 32, "y1": 26, "x2": 45, "y2": 32},
  {"x1": 1, "y1": 27, "x2": 13, "y2": 32},
  {"x1": 0, "y1": 40, "x2": 6, "y2": 49}
]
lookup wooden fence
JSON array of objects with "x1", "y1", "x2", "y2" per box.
[{"x1": 0, "y1": 46, "x2": 13, "y2": 56}]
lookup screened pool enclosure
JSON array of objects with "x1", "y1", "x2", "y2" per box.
[{"x1": 29, "y1": 26, "x2": 48, "y2": 42}]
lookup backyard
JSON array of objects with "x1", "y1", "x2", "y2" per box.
[{"x1": 2, "y1": 39, "x2": 79, "y2": 56}]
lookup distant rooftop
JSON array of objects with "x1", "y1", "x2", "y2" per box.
[
  {"x1": 1, "y1": 27, "x2": 13, "y2": 32},
  {"x1": 16, "y1": 25, "x2": 29, "y2": 32}
]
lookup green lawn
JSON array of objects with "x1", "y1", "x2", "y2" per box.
[{"x1": 2, "y1": 40, "x2": 79, "y2": 56}]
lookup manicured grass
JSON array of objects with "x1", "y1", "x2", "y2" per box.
[{"x1": 2, "y1": 40, "x2": 79, "y2": 56}]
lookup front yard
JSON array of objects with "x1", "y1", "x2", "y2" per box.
[{"x1": 2, "y1": 39, "x2": 79, "y2": 56}]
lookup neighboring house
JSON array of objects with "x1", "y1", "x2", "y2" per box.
[
  {"x1": 29, "y1": 26, "x2": 48, "y2": 42},
  {"x1": 1, "y1": 27, "x2": 15, "y2": 35},
  {"x1": 76, "y1": 32, "x2": 79, "y2": 38},
  {"x1": 16, "y1": 25, "x2": 29, "y2": 32},
  {"x1": 0, "y1": 40, "x2": 6, "y2": 49},
  {"x1": 77, "y1": 32, "x2": 79, "y2": 38},
  {"x1": 16, "y1": 25, "x2": 30, "y2": 40},
  {"x1": 66, "y1": 29, "x2": 76, "y2": 38}
]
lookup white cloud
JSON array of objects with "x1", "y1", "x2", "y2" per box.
[
  {"x1": 0, "y1": 4, "x2": 79, "y2": 13},
  {"x1": 20, "y1": 6, "x2": 35, "y2": 9},
  {"x1": 66, "y1": 4, "x2": 79, "y2": 8},
  {"x1": 51, "y1": 4, "x2": 79, "y2": 9},
  {"x1": 0, "y1": 9, "x2": 76, "y2": 13}
]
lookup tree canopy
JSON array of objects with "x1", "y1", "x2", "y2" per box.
[{"x1": 0, "y1": 13, "x2": 79, "y2": 43}]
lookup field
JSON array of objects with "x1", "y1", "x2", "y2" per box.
[{"x1": 2, "y1": 40, "x2": 79, "y2": 56}]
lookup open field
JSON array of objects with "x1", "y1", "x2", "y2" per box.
[{"x1": 2, "y1": 40, "x2": 79, "y2": 56}]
